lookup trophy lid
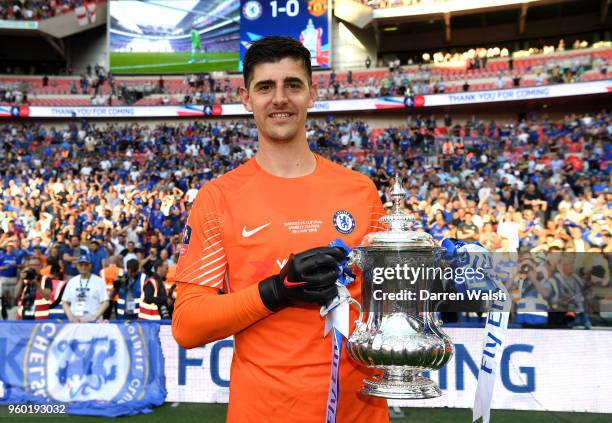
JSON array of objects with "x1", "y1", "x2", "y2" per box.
[{"x1": 361, "y1": 176, "x2": 435, "y2": 249}]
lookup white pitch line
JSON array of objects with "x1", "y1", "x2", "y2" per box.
[{"x1": 112, "y1": 58, "x2": 236, "y2": 70}]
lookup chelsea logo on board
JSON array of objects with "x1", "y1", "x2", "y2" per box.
[
  {"x1": 24, "y1": 322, "x2": 147, "y2": 403},
  {"x1": 242, "y1": 1, "x2": 263, "y2": 20},
  {"x1": 332, "y1": 210, "x2": 355, "y2": 235}
]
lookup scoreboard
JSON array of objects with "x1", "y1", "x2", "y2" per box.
[{"x1": 239, "y1": 0, "x2": 330, "y2": 70}]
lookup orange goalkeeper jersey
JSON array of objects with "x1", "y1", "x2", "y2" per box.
[{"x1": 173, "y1": 155, "x2": 389, "y2": 423}]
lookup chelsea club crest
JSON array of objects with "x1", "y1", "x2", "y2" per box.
[
  {"x1": 332, "y1": 210, "x2": 355, "y2": 235},
  {"x1": 24, "y1": 322, "x2": 148, "y2": 403},
  {"x1": 242, "y1": 1, "x2": 263, "y2": 20}
]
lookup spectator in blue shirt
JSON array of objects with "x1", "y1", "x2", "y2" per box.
[
  {"x1": 0, "y1": 243, "x2": 22, "y2": 306},
  {"x1": 429, "y1": 215, "x2": 449, "y2": 242},
  {"x1": 160, "y1": 219, "x2": 178, "y2": 238},
  {"x1": 62, "y1": 235, "x2": 88, "y2": 278},
  {"x1": 88, "y1": 240, "x2": 108, "y2": 275}
]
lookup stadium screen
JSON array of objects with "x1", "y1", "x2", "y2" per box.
[
  {"x1": 108, "y1": 0, "x2": 330, "y2": 75},
  {"x1": 239, "y1": 0, "x2": 330, "y2": 70},
  {"x1": 109, "y1": 0, "x2": 241, "y2": 74}
]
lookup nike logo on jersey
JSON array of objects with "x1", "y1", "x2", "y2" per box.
[{"x1": 242, "y1": 222, "x2": 271, "y2": 238}]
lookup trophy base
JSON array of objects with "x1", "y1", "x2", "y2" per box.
[{"x1": 361, "y1": 371, "x2": 441, "y2": 399}]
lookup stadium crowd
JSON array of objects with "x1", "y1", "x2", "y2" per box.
[
  {"x1": 1, "y1": 44, "x2": 608, "y2": 107},
  {"x1": 0, "y1": 110, "x2": 609, "y2": 326},
  {"x1": 0, "y1": 0, "x2": 97, "y2": 21}
]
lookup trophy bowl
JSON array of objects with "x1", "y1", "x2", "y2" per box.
[{"x1": 346, "y1": 178, "x2": 454, "y2": 399}]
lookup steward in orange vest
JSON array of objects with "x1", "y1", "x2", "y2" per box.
[
  {"x1": 140, "y1": 260, "x2": 172, "y2": 320},
  {"x1": 46, "y1": 263, "x2": 68, "y2": 320}
]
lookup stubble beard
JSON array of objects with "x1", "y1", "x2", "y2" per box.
[{"x1": 265, "y1": 126, "x2": 298, "y2": 143}]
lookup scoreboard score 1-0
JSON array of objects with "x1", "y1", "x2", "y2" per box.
[{"x1": 240, "y1": 0, "x2": 330, "y2": 69}]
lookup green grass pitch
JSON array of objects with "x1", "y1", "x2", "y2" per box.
[
  {"x1": 110, "y1": 52, "x2": 239, "y2": 74},
  {"x1": 2, "y1": 404, "x2": 611, "y2": 422}
]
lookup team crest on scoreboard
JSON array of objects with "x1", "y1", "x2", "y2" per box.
[
  {"x1": 332, "y1": 210, "x2": 355, "y2": 235},
  {"x1": 308, "y1": 0, "x2": 328, "y2": 17},
  {"x1": 242, "y1": 0, "x2": 263, "y2": 20}
]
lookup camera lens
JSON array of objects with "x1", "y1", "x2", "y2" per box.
[{"x1": 23, "y1": 268, "x2": 37, "y2": 280}]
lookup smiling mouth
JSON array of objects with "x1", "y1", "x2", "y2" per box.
[{"x1": 268, "y1": 112, "x2": 294, "y2": 119}]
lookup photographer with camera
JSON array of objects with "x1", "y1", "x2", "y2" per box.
[
  {"x1": 110, "y1": 258, "x2": 146, "y2": 320},
  {"x1": 15, "y1": 256, "x2": 52, "y2": 320},
  {"x1": 140, "y1": 259, "x2": 172, "y2": 320},
  {"x1": 548, "y1": 254, "x2": 592, "y2": 329},
  {"x1": 62, "y1": 255, "x2": 108, "y2": 323}
]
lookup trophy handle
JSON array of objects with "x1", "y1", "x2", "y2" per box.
[
  {"x1": 347, "y1": 297, "x2": 365, "y2": 328},
  {"x1": 347, "y1": 249, "x2": 362, "y2": 269}
]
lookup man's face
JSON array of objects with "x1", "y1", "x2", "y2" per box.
[
  {"x1": 240, "y1": 57, "x2": 316, "y2": 144},
  {"x1": 77, "y1": 262, "x2": 91, "y2": 277},
  {"x1": 560, "y1": 256, "x2": 574, "y2": 276},
  {"x1": 128, "y1": 267, "x2": 138, "y2": 278},
  {"x1": 157, "y1": 263, "x2": 168, "y2": 278},
  {"x1": 71, "y1": 236, "x2": 80, "y2": 248}
]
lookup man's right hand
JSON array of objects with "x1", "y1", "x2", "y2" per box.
[{"x1": 258, "y1": 247, "x2": 346, "y2": 311}]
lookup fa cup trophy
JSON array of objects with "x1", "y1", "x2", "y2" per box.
[{"x1": 346, "y1": 178, "x2": 454, "y2": 399}]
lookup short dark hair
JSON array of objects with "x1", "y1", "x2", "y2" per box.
[
  {"x1": 153, "y1": 259, "x2": 165, "y2": 271},
  {"x1": 126, "y1": 259, "x2": 139, "y2": 273},
  {"x1": 50, "y1": 263, "x2": 63, "y2": 277},
  {"x1": 242, "y1": 36, "x2": 312, "y2": 89}
]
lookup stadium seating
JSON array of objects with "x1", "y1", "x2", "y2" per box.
[
  {"x1": 0, "y1": 0, "x2": 106, "y2": 21},
  {"x1": 0, "y1": 46, "x2": 609, "y2": 106}
]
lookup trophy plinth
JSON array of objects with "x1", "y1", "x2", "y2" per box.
[{"x1": 363, "y1": 370, "x2": 441, "y2": 399}]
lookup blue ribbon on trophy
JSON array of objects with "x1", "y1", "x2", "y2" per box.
[
  {"x1": 441, "y1": 238, "x2": 513, "y2": 423},
  {"x1": 441, "y1": 238, "x2": 499, "y2": 294},
  {"x1": 320, "y1": 238, "x2": 355, "y2": 423}
]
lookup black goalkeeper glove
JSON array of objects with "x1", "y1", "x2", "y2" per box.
[{"x1": 258, "y1": 246, "x2": 346, "y2": 311}]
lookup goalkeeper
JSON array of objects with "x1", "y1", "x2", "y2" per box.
[
  {"x1": 189, "y1": 27, "x2": 207, "y2": 64},
  {"x1": 172, "y1": 36, "x2": 389, "y2": 422}
]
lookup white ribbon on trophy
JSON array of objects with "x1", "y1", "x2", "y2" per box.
[
  {"x1": 451, "y1": 242, "x2": 514, "y2": 423},
  {"x1": 473, "y1": 309, "x2": 510, "y2": 423},
  {"x1": 320, "y1": 239, "x2": 356, "y2": 423}
]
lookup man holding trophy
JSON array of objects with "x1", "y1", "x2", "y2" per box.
[
  {"x1": 172, "y1": 36, "x2": 390, "y2": 422},
  {"x1": 173, "y1": 34, "x2": 470, "y2": 422}
]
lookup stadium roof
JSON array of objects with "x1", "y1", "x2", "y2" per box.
[{"x1": 109, "y1": 0, "x2": 239, "y2": 37}]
